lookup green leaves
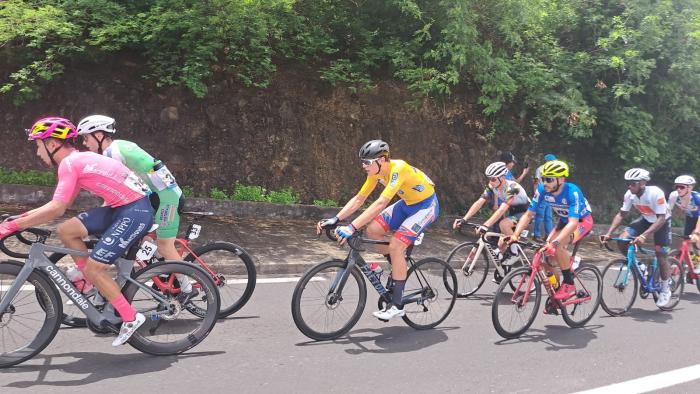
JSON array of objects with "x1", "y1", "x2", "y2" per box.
[{"x1": 1, "y1": 0, "x2": 700, "y2": 177}]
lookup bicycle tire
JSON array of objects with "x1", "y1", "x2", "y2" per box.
[
  {"x1": 0, "y1": 260, "x2": 63, "y2": 368},
  {"x1": 184, "y1": 241, "x2": 257, "y2": 318},
  {"x1": 122, "y1": 261, "x2": 220, "y2": 355},
  {"x1": 600, "y1": 259, "x2": 637, "y2": 316},
  {"x1": 291, "y1": 259, "x2": 367, "y2": 341},
  {"x1": 492, "y1": 266, "x2": 541, "y2": 339},
  {"x1": 560, "y1": 263, "x2": 602, "y2": 328},
  {"x1": 445, "y1": 242, "x2": 489, "y2": 297},
  {"x1": 401, "y1": 257, "x2": 457, "y2": 330}
]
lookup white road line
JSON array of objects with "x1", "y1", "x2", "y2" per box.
[
  {"x1": 0, "y1": 276, "x2": 321, "y2": 290},
  {"x1": 574, "y1": 364, "x2": 700, "y2": 394},
  {"x1": 254, "y1": 277, "x2": 323, "y2": 284}
]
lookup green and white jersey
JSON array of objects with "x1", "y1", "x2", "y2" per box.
[{"x1": 103, "y1": 140, "x2": 182, "y2": 196}]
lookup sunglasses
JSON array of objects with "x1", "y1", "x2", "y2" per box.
[
  {"x1": 676, "y1": 185, "x2": 688, "y2": 190},
  {"x1": 626, "y1": 181, "x2": 640, "y2": 187},
  {"x1": 361, "y1": 158, "x2": 380, "y2": 167},
  {"x1": 543, "y1": 177, "x2": 557, "y2": 184}
]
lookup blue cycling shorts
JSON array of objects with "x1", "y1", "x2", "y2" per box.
[
  {"x1": 77, "y1": 197, "x2": 154, "y2": 264},
  {"x1": 375, "y1": 194, "x2": 439, "y2": 245}
]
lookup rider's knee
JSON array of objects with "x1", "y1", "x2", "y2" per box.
[{"x1": 366, "y1": 221, "x2": 385, "y2": 238}]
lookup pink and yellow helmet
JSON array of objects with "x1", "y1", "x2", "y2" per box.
[{"x1": 27, "y1": 117, "x2": 77, "y2": 141}]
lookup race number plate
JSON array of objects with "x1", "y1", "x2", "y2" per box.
[{"x1": 136, "y1": 240, "x2": 157, "y2": 261}]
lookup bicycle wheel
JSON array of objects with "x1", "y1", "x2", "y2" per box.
[
  {"x1": 291, "y1": 259, "x2": 367, "y2": 341},
  {"x1": 560, "y1": 263, "x2": 602, "y2": 328},
  {"x1": 122, "y1": 261, "x2": 220, "y2": 355},
  {"x1": 185, "y1": 241, "x2": 257, "y2": 318},
  {"x1": 445, "y1": 242, "x2": 489, "y2": 297},
  {"x1": 492, "y1": 266, "x2": 541, "y2": 339},
  {"x1": 0, "y1": 261, "x2": 63, "y2": 368},
  {"x1": 652, "y1": 256, "x2": 684, "y2": 311},
  {"x1": 402, "y1": 257, "x2": 457, "y2": 330},
  {"x1": 600, "y1": 259, "x2": 637, "y2": 316},
  {"x1": 47, "y1": 252, "x2": 89, "y2": 327}
]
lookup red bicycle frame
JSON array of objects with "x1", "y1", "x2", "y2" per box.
[
  {"x1": 511, "y1": 248, "x2": 592, "y2": 307},
  {"x1": 134, "y1": 231, "x2": 223, "y2": 295},
  {"x1": 675, "y1": 236, "x2": 699, "y2": 280}
]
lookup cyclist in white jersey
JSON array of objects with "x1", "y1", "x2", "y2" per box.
[{"x1": 601, "y1": 168, "x2": 673, "y2": 307}]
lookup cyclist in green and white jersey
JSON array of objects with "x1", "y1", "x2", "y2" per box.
[{"x1": 77, "y1": 115, "x2": 195, "y2": 301}]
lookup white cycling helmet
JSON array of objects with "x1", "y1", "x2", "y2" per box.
[
  {"x1": 624, "y1": 168, "x2": 651, "y2": 181},
  {"x1": 485, "y1": 162, "x2": 508, "y2": 178},
  {"x1": 77, "y1": 115, "x2": 116, "y2": 135},
  {"x1": 674, "y1": 175, "x2": 696, "y2": 185}
]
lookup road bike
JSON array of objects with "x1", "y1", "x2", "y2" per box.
[
  {"x1": 45, "y1": 211, "x2": 255, "y2": 324},
  {"x1": 669, "y1": 232, "x2": 700, "y2": 291},
  {"x1": 446, "y1": 221, "x2": 529, "y2": 297},
  {"x1": 491, "y1": 238, "x2": 602, "y2": 339},
  {"x1": 600, "y1": 237, "x2": 683, "y2": 316},
  {"x1": 291, "y1": 227, "x2": 457, "y2": 341},
  {"x1": 0, "y1": 229, "x2": 220, "y2": 368}
]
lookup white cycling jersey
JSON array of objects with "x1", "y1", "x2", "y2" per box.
[{"x1": 621, "y1": 185, "x2": 670, "y2": 222}]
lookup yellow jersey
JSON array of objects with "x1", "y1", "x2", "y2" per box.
[{"x1": 358, "y1": 160, "x2": 435, "y2": 205}]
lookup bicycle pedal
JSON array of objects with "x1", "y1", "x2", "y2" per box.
[{"x1": 377, "y1": 318, "x2": 389, "y2": 323}]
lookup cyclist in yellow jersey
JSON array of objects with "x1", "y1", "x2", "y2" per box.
[{"x1": 316, "y1": 140, "x2": 439, "y2": 321}]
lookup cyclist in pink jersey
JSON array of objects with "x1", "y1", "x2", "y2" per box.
[{"x1": 0, "y1": 117, "x2": 153, "y2": 346}]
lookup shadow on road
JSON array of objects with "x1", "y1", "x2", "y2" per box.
[
  {"x1": 295, "y1": 325, "x2": 459, "y2": 354},
  {"x1": 3, "y1": 351, "x2": 225, "y2": 388},
  {"x1": 493, "y1": 324, "x2": 602, "y2": 350}
]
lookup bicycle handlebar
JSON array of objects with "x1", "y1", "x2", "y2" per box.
[{"x1": 0, "y1": 227, "x2": 52, "y2": 259}]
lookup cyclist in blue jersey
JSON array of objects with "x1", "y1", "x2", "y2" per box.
[
  {"x1": 669, "y1": 175, "x2": 700, "y2": 274},
  {"x1": 510, "y1": 160, "x2": 594, "y2": 302},
  {"x1": 500, "y1": 151, "x2": 529, "y2": 184}
]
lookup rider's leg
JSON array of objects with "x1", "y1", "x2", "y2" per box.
[
  {"x1": 497, "y1": 218, "x2": 515, "y2": 253},
  {"x1": 366, "y1": 220, "x2": 389, "y2": 256},
  {"x1": 655, "y1": 220, "x2": 672, "y2": 281},
  {"x1": 56, "y1": 217, "x2": 89, "y2": 269},
  {"x1": 387, "y1": 237, "x2": 410, "y2": 308}
]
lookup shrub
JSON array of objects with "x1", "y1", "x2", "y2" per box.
[
  {"x1": 209, "y1": 187, "x2": 228, "y2": 200},
  {"x1": 313, "y1": 199, "x2": 338, "y2": 207},
  {"x1": 181, "y1": 185, "x2": 194, "y2": 197},
  {"x1": 268, "y1": 187, "x2": 299, "y2": 204},
  {"x1": 0, "y1": 167, "x2": 56, "y2": 186},
  {"x1": 232, "y1": 181, "x2": 268, "y2": 202}
]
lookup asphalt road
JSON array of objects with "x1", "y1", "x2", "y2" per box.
[{"x1": 3, "y1": 276, "x2": 700, "y2": 393}]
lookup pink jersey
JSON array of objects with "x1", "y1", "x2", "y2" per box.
[{"x1": 53, "y1": 151, "x2": 148, "y2": 207}]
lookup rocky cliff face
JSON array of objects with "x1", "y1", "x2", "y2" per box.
[{"x1": 0, "y1": 60, "x2": 625, "y2": 217}]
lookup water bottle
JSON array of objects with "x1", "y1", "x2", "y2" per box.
[
  {"x1": 66, "y1": 266, "x2": 92, "y2": 293},
  {"x1": 546, "y1": 271, "x2": 559, "y2": 290},
  {"x1": 369, "y1": 263, "x2": 384, "y2": 281},
  {"x1": 572, "y1": 255, "x2": 581, "y2": 271},
  {"x1": 638, "y1": 263, "x2": 647, "y2": 278}
]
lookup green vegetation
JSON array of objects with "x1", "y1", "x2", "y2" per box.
[
  {"x1": 231, "y1": 182, "x2": 268, "y2": 202},
  {"x1": 313, "y1": 199, "x2": 339, "y2": 208},
  {"x1": 267, "y1": 187, "x2": 299, "y2": 204},
  {"x1": 2, "y1": 0, "x2": 700, "y2": 176},
  {"x1": 209, "y1": 187, "x2": 229, "y2": 200},
  {"x1": 0, "y1": 167, "x2": 56, "y2": 186}
]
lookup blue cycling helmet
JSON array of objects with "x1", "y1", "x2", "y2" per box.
[{"x1": 544, "y1": 153, "x2": 557, "y2": 161}]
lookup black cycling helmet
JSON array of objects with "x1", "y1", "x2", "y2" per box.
[
  {"x1": 499, "y1": 151, "x2": 517, "y2": 164},
  {"x1": 359, "y1": 140, "x2": 390, "y2": 159}
]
